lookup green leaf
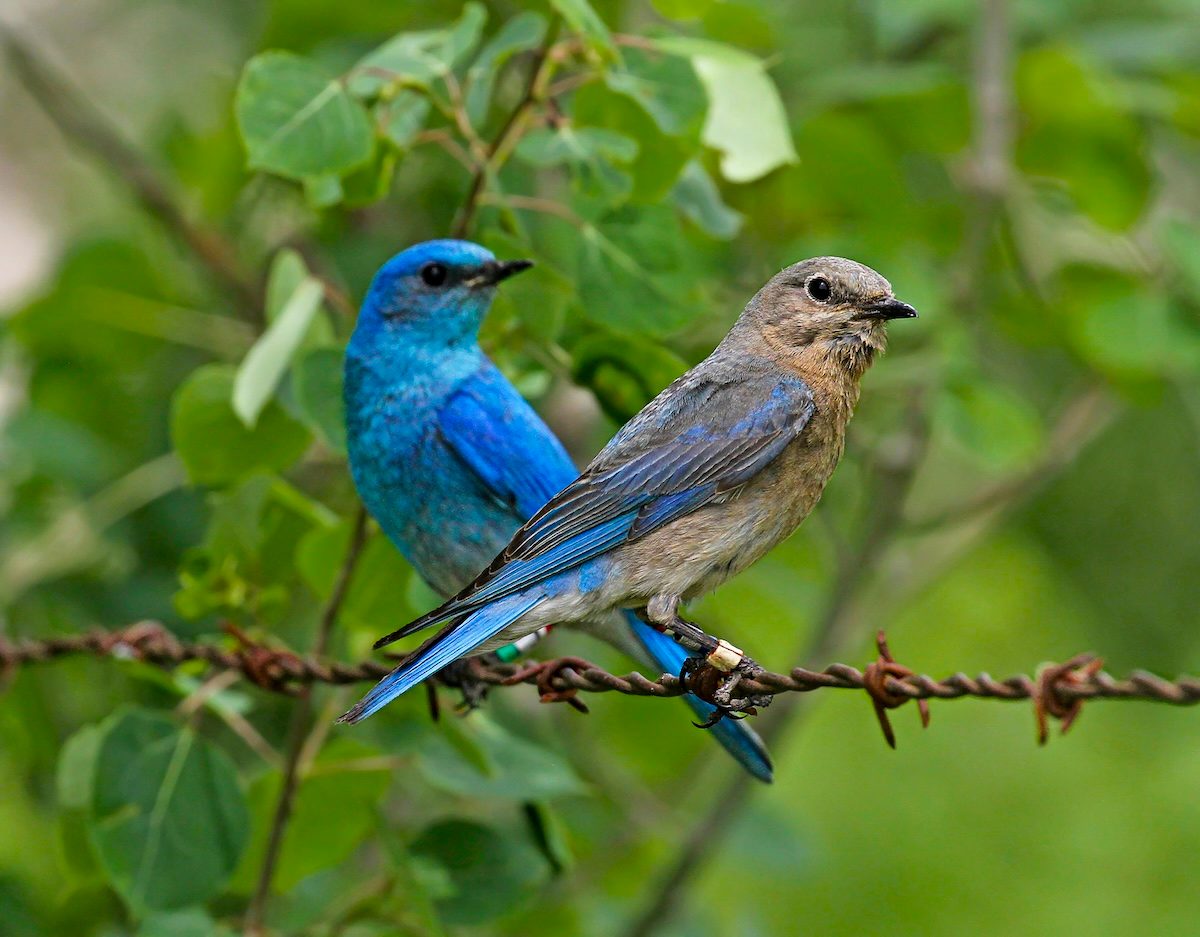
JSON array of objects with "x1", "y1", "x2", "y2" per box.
[
  {"x1": 437, "y1": 717, "x2": 496, "y2": 778},
  {"x1": 233, "y1": 277, "x2": 324, "y2": 427},
  {"x1": 350, "y1": 3, "x2": 487, "y2": 96},
  {"x1": 340, "y1": 149, "x2": 399, "y2": 207},
  {"x1": 138, "y1": 908, "x2": 235, "y2": 937},
  {"x1": 88, "y1": 708, "x2": 249, "y2": 913},
  {"x1": 654, "y1": 38, "x2": 797, "y2": 182},
  {"x1": 57, "y1": 724, "x2": 102, "y2": 811},
  {"x1": 549, "y1": 0, "x2": 615, "y2": 56},
  {"x1": 292, "y1": 347, "x2": 347, "y2": 453},
  {"x1": 379, "y1": 90, "x2": 432, "y2": 149},
  {"x1": 265, "y1": 249, "x2": 307, "y2": 320},
  {"x1": 1162, "y1": 219, "x2": 1200, "y2": 302},
  {"x1": 651, "y1": 0, "x2": 714, "y2": 19},
  {"x1": 515, "y1": 126, "x2": 638, "y2": 209},
  {"x1": 572, "y1": 81, "x2": 693, "y2": 203},
  {"x1": 605, "y1": 47, "x2": 706, "y2": 135},
  {"x1": 572, "y1": 331, "x2": 689, "y2": 422},
  {"x1": 236, "y1": 51, "x2": 373, "y2": 180},
  {"x1": 515, "y1": 126, "x2": 638, "y2": 167},
  {"x1": 671, "y1": 160, "x2": 743, "y2": 239},
  {"x1": 296, "y1": 521, "x2": 416, "y2": 634},
  {"x1": 577, "y1": 206, "x2": 695, "y2": 334},
  {"x1": 303, "y1": 173, "x2": 344, "y2": 208},
  {"x1": 523, "y1": 801, "x2": 574, "y2": 875},
  {"x1": 465, "y1": 12, "x2": 548, "y2": 125},
  {"x1": 415, "y1": 712, "x2": 586, "y2": 801},
  {"x1": 230, "y1": 740, "x2": 390, "y2": 893},
  {"x1": 1015, "y1": 47, "x2": 1150, "y2": 229},
  {"x1": 409, "y1": 819, "x2": 550, "y2": 925},
  {"x1": 937, "y1": 382, "x2": 1044, "y2": 471},
  {"x1": 171, "y1": 364, "x2": 311, "y2": 486}
]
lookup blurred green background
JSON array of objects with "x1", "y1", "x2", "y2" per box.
[{"x1": 2, "y1": 0, "x2": 1200, "y2": 935}]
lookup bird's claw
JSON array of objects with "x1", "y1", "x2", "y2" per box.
[
  {"x1": 435, "y1": 657, "x2": 493, "y2": 711},
  {"x1": 679, "y1": 655, "x2": 772, "y2": 726}
]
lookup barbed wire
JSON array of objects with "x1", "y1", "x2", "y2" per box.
[{"x1": 2, "y1": 622, "x2": 1199, "y2": 744}]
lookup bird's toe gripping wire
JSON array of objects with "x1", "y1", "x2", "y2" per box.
[
  {"x1": 435, "y1": 656, "x2": 496, "y2": 714},
  {"x1": 643, "y1": 598, "x2": 773, "y2": 723}
]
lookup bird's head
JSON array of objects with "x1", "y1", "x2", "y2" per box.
[
  {"x1": 356, "y1": 240, "x2": 532, "y2": 346},
  {"x1": 742, "y1": 256, "x2": 917, "y2": 376}
]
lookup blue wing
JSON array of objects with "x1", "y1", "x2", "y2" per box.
[
  {"x1": 437, "y1": 365, "x2": 578, "y2": 519},
  {"x1": 376, "y1": 371, "x2": 815, "y2": 648}
]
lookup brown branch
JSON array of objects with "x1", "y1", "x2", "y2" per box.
[
  {"x1": 451, "y1": 31, "x2": 560, "y2": 239},
  {"x1": 243, "y1": 507, "x2": 368, "y2": 937},
  {"x1": 2, "y1": 28, "x2": 263, "y2": 324}
]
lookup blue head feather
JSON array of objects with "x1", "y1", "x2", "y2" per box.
[{"x1": 353, "y1": 239, "x2": 502, "y2": 349}]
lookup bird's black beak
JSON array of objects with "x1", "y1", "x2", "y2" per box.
[
  {"x1": 857, "y1": 296, "x2": 918, "y2": 321},
  {"x1": 469, "y1": 258, "x2": 534, "y2": 288}
]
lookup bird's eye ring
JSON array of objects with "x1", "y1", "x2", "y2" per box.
[
  {"x1": 420, "y1": 263, "x2": 448, "y2": 287},
  {"x1": 806, "y1": 276, "x2": 832, "y2": 303}
]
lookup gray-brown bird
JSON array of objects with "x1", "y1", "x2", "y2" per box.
[{"x1": 340, "y1": 256, "x2": 916, "y2": 723}]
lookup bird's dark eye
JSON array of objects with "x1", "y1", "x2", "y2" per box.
[
  {"x1": 420, "y1": 263, "x2": 448, "y2": 287},
  {"x1": 806, "y1": 277, "x2": 832, "y2": 303}
]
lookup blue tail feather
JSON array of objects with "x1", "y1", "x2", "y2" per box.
[
  {"x1": 339, "y1": 593, "x2": 544, "y2": 724},
  {"x1": 625, "y1": 613, "x2": 773, "y2": 784}
]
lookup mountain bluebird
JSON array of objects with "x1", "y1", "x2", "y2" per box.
[
  {"x1": 342, "y1": 239, "x2": 773, "y2": 781},
  {"x1": 340, "y1": 254, "x2": 916, "y2": 728}
]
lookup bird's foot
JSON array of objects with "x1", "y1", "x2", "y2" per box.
[
  {"x1": 435, "y1": 657, "x2": 494, "y2": 712},
  {"x1": 644, "y1": 594, "x2": 773, "y2": 718},
  {"x1": 679, "y1": 654, "x2": 772, "y2": 726}
]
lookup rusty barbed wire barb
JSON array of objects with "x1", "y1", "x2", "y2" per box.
[
  {"x1": 1033, "y1": 653, "x2": 1105, "y2": 745},
  {"x1": 3, "y1": 625, "x2": 1200, "y2": 738},
  {"x1": 861, "y1": 631, "x2": 931, "y2": 748},
  {"x1": 502, "y1": 655, "x2": 597, "y2": 713}
]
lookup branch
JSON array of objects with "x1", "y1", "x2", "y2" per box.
[
  {"x1": 2, "y1": 28, "x2": 264, "y2": 323},
  {"x1": 243, "y1": 507, "x2": 368, "y2": 937},
  {"x1": 451, "y1": 32, "x2": 560, "y2": 239}
]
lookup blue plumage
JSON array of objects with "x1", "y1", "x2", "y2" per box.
[{"x1": 341, "y1": 239, "x2": 773, "y2": 782}]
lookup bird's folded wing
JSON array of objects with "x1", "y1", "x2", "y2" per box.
[
  {"x1": 374, "y1": 373, "x2": 814, "y2": 648},
  {"x1": 436, "y1": 365, "x2": 578, "y2": 519}
]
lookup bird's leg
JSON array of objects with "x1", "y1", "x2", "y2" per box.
[
  {"x1": 642, "y1": 594, "x2": 772, "y2": 714},
  {"x1": 435, "y1": 657, "x2": 493, "y2": 711}
]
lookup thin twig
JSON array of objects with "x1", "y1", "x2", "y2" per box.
[
  {"x1": 452, "y1": 31, "x2": 560, "y2": 239},
  {"x1": 243, "y1": 507, "x2": 368, "y2": 936},
  {"x1": 2, "y1": 28, "x2": 263, "y2": 323},
  {"x1": 481, "y1": 192, "x2": 586, "y2": 228}
]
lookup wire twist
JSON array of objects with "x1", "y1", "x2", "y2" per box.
[{"x1": 3, "y1": 622, "x2": 1199, "y2": 744}]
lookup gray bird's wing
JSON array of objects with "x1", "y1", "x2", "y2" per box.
[{"x1": 374, "y1": 358, "x2": 815, "y2": 647}]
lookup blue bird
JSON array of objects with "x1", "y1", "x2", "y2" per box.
[
  {"x1": 341, "y1": 252, "x2": 916, "y2": 741},
  {"x1": 342, "y1": 239, "x2": 774, "y2": 782}
]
